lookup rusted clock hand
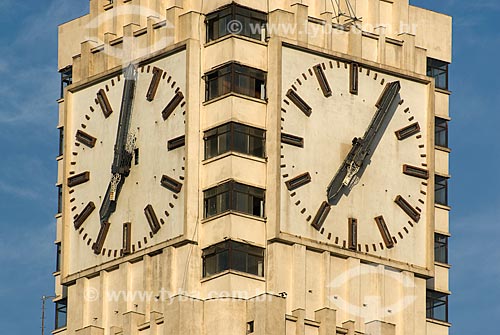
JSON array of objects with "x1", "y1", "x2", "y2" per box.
[
  {"x1": 327, "y1": 81, "x2": 401, "y2": 205},
  {"x1": 95, "y1": 65, "x2": 137, "y2": 254}
]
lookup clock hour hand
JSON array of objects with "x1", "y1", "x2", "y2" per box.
[{"x1": 327, "y1": 81, "x2": 401, "y2": 205}]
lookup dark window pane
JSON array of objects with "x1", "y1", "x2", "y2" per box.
[
  {"x1": 233, "y1": 130, "x2": 249, "y2": 154},
  {"x1": 435, "y1": 175, "x2": 449, "y2": 206},
  {"x1": 55, "y1": 299, "x2": 67, "y2": 329},
  {"x1": 58, "y1": 127, "x2": 64, "y2": 156},
  {"x1": 435, "y1": 117, "x2": 449, "y2": 148},
  {"x1": 435, "y1": 234, "x2": 448, "y2": 264},
  {"x1": 234, "y1": 191, "x2": 250, "y2": 214},
  {"x1": 427, "y1": 58, "x2": 449, "y2": 90},
  {"x1": 57, "y1": 185, "x2": 63, "y2": 214},
  {"x1": 202, "y1": 240, "x2": 264, "y2": 277},
  {"x1": 204, "y1": 254, "x2": 217, "y2": 277}
]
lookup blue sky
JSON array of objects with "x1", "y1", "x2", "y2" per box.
[{"x1": 0, "y1": 0, "x2": 496, "y2": 334}]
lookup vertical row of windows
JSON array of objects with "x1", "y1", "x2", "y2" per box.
[
  {"x1": 204, "y1": 180, "x2": 265, "y2": 219},
  {"x1": 206, "y1": 3, "x2": 267, "y2": 42},
  {"x1": 202, "y1": 240, "x2": 264, "y2": 277},
  {"x1": 204, "y1": 122, "x2": 265, "y2": 160}
]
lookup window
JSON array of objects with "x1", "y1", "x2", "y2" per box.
[
  {"x1": 434, "y1": 233, "x2": 448, "y2": 264},
  {"x1": 247, "y1": 321, "x2": 255, "y2": 334},
  {"x1": 202, "y1": 240, "x2": 264, "y2": 277},
  {"x1": 427, "y1": 58, "x2": 449, "y2": 90},
  {"x1": 435, "y1": 117, "x2": 449, "y2": 148},
  {"x1": 435, "y1": 175, "x2": 449, "y2": 206},
  {"x1": 206, "y1": 3, "x2": 267, "y2": 42},
  {"x1": 57, "y1": 185, "x2": 63, "y2": 214},
  {"x1": 58, "y1": 127, "x2": 64, "y2": 156},
  {"x1": 55, "y1": 243, "x2": 61, "y2": 272},
  {"x1": 426, "y1": 290, "x2": 449, "y2": 322},
  {"x1": 60, "y1": 66, "x2": 72, "y2": 99},
  {"x1": 205, "y1": 62, "x2": 266, "y2": 101},
  {"x1": 55, "y1": 298, "x2": 67, "y2": 329},
  {"x1": 204, "y1": 180, "x2": 265, "y2": 218},
  {"x1": 204, "y1": 122, "x2": 265, "y2": 159}
]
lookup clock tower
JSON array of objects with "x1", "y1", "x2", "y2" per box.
[{"x1": 55, "y1": 1, "x2": 452, "y2": 335}]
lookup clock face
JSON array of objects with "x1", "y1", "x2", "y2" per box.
[
  {"x1": 280, "y1": 48, "x2": 430, "y2": 265},
  {"x1": 66, "y1": 51, "x2": 186, "y2": 269}
]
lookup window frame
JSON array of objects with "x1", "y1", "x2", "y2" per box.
[
  {"x1": 426, "y1": 290, "x2": 449, "y2": 322},
  {"x1": 435, "y1": 175, "x2": 449, "y2": 206},
  {"x1": 204, "y1": 62, "x2": 267, "y2": 101},
  {"x1": 204, "y1": 122, "x2": 266, "y2": 160},
  {"x1": 434, "y1": 233, "x2": 449, "y2": 264},
  {"x1": 435, "y1": 117, "x2": 449, "y2": 148},
  {"x1": 54, "y1": 298, "x2": 67, "y2": 329},
  {"x1": 203, "y1": 180, "x2": 265, "y2": 219},
  {"x1": 205, "y1": 3, "x2": 267, "y2": 43},
  {"x1": 427, "y1": 58, "x2": 449, "y2": 90},
  {"x1": 202, "y1": 240, "x2": 265, "y2": 278},
  {"x1": 55, "y1": 242, "x2": 61, "y2": 272}
]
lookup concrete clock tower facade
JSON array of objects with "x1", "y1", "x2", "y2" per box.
[{"x1": 55, "y1": 1, "x2": 452, "y2": 335}]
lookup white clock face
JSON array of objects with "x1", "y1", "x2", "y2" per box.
[
  {"x1": 280, "y1": 47, "x2": 430, "y2": 266},
  {"x1": 66, "y1": 50, "x2": 186, "y2": 271}
]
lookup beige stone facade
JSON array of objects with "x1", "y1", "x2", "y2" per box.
[{"x1": 55, "y1": 1, "x2": 452, "y2": 335}]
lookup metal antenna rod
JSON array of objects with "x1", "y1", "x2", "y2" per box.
[{"x1": 41, "y1": 295, "x2": 56, "y2": 335}]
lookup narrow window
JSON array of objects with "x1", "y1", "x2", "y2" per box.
[
  {"x1": 205, "y1": 63, "x2": 266, "y2": 101},
  {"x1": 55, "y1": 242, "x2": 61, "y2": 272},
  {"x1": 57, "y1": 185, "x2": 63, "y2": 214},
  {"x1": 435, "y1": 117, "x2": 449, "y2": 148},
  {"x1": 204, "y1": 122, "x2": 265, "y2": 159},
  {"x1": 58, "y1": 127, "x2": 64, "y2": 157},
  {"x1": 247, "y1": 321, "x2": 255, "y2": 334},
  {"x1": 434, "y1": 233, "x2": 448, "y2": 264},
  {"x1": 427, "y1": 58, "x2": 449, "y2": 90},
  {"x1": 60, "y1": 66, "x2": 72, "y2": 99},
  {"x1": 203, "y1": 180, "x2": 265, "y2": 218},
  {"x1": 206, "y1": 4, "x2": 267, "y2": 42},
  {"x1": 55, "y1": 298, "x2": 67, "y2": 329},
  {"x1": 202, "y1": 240, "x2": 264, "y2": 277},
  {"x1": 435, "y1": 175, "x2": 449, "y2": 206},
  {"x1": 426, "y1": 290, "x2": 449, "y2": 322}
]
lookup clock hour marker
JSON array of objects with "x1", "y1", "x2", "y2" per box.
[
  {"x1": 395, "y1": 195, "x2": 421, "y2": 222},
  {"x1": 74, "y1": 201, "x2": 96, "y2": 229},
  {"x1": 281, "y1": 133, "x2": 304, "y2": 148},
  {"x1": 122, "y1": 222, "x2": 131, "y2": 255},
  {"x1": 162, "y1": 91, "x2": 184, "y2": 120},
  {"x1": 395, "y1": 122, "x2": 421, "y2": 140},
  {"x1": 285, "y1": 172, "x2": 312, "y2": 191},
  {"x1": 96, "y1": 89, "x2": 113, "y2": 118},
  {"x1": 67, "y1": 171, "x2": 90, "y2": 187},
  {"x1": 93, "y1": 221, "x2": 111, "y2": 254},
  {"x1": 348, "y1": 218, "x2": 358, "y2": 250},
  {"x1": 349, "y1": 63, "x2": 359, "y2": 95},
  {"x1": 313, "y1": 64, "x2": 332, "y2": 97},
  {"x1": 146, "y1": 67, "x2": 163, "y2": 101},
  {"x1": 311, "y1": 201, "x2": 331, "y2": 231},
  {"x1": 160, "y1": 175, "x2": 183, "y2": 193},
  {"x1": 374, "y1": 216, "x2": 394, "y2": 249},
  {"x1": 403, "y1": 164, "x2": 429, "y2": 180},
  {"x1": 286, "y1": 89, "x2": 312, "y2": 117},
  {"x1": 167, "y1": 135, "x2": 185, "y2": 151},
  {"x1": 75, "y1": 130, "x2": 97, "y2": 148},
  {"x1": 144, "y1": 204, "x2": 161, "y2": 234}
]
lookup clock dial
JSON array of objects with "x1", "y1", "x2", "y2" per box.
[
  {"x1": 280, "y1": 50, "x2": 429, "y2": 264},
  {"x1": 67, "y1": 52, "x2": 186, "y2": 265}
]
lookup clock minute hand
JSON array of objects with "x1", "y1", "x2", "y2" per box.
[
  {"x1": 99, "y1": 64, "x2": 137, "y2": 225},
  {"x1": 327, "y1": 81, "x2": 401, "y2": 205}
]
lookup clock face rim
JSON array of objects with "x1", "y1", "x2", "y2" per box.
[
  {"x1": 279, "y1": 55, "x2": 430, "y2": 257},
  {"x1": 67, "y1": 56, "x2": 187, "y2": 260}
]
